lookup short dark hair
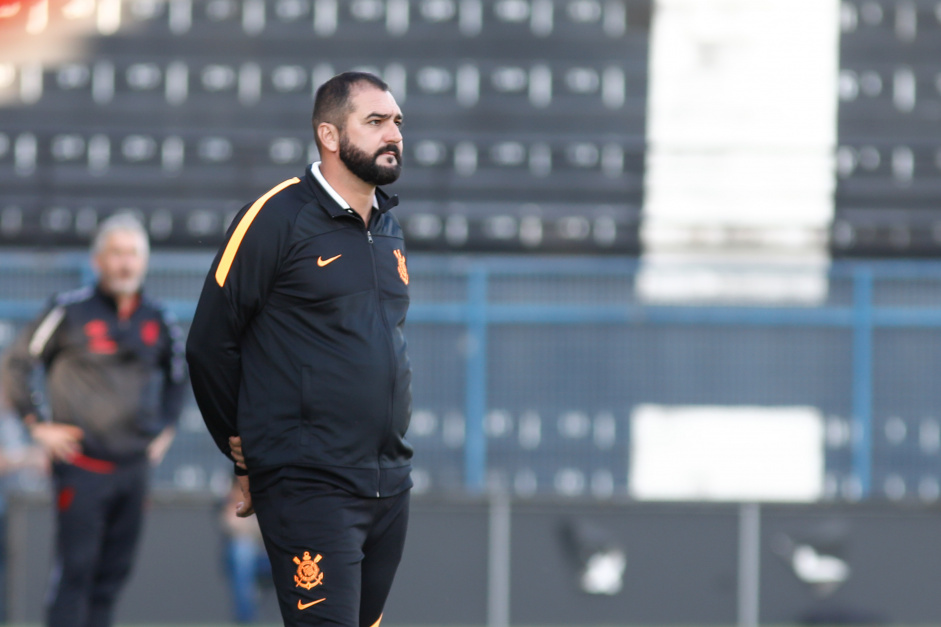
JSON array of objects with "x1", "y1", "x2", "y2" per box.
[{"x1": 311, "y1": 71, "x2": 390, "y2": 149}]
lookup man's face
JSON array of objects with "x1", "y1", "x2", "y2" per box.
[
  {"x1": 94, "y1": 229, "x2": 148, "y2": 296},
  {"x1": 338, "y1": 85, "x2": 404, "y2": 186}
]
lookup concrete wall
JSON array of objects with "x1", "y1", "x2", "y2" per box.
[{"x1": 7, "y1": 493, "x2": 941, "y2": 625}]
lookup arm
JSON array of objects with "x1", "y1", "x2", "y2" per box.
[
  {"x1": 0, "y1": 302, "x2": 85, "y2": 461},
  {"x1": 159, "y1": 308, "x2": 188, "y2": 427},
  {"x1": 186, "y1": 278, "x2": 242, "y2": 466},
  {"x1": 149, "y1": 309, "x2": 188, "y2": 465},
  {"x1": 186, "y1": 184, "x2": 296, "y2": 471},
  {"x1": 0, "y1": 304, "x2": 63, "y2": 420}
]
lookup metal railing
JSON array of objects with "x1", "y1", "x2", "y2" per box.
[{"x1": 2, "y1": 251, "x2": 941, "y2": 501}]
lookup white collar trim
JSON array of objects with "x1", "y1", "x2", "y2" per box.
[{"x1": 310, "y1": 162, "x2": 378, "y2": 210}]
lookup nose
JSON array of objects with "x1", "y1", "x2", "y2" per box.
[{"x1": 386, "y1": 122, "x2": 403, "y2": 145}]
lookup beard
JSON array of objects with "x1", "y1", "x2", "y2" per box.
[
  {"x1": 339, "y1": 135, "x2": 402, "y2": 186},
  {"x1": 102, "y1": 273, "x2": 144, "y2": 296}
]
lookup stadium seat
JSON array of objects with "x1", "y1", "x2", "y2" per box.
[
  {"x1": 0, "y1": 0, "x2": 649, "y2": 253},
  {"x1": 834, "y1": 1, "x2": 941, "y2": 257}
]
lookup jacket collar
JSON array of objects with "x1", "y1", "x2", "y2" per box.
[
  {"x1": 306, "y1": 162, "x2": 399, "y2": 219},
  {"x1": 94, "y1": 284, "x2": 143, "y2": 318}
]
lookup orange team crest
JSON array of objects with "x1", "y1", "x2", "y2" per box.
[
  {"x1": 293, "y1": 551, "x2": 324, "y2": 590},
  {"x1": 393, "y1": 249, "x2": 409, "y2": 285}
]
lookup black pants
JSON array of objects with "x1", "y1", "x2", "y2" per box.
[
  {"x1": 251, "y1": 470, "x2": 410, "y2": 627},
  {"x1": 47, "y1": 459, "x2": 148, "y2": 627}
]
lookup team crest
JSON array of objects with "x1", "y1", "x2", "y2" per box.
[
  {"x1": 84, "y1": 319, "x2": 117, "y2": 354},
  {"x1": 140, "y1": 320, "x2": 160, "y2": 346},
  {"x1": 393, "y1": 249, "x2": 409, "y2": 285},
  {"x1": 293, "y1": 551, "x2": 324, "y2": 590}
]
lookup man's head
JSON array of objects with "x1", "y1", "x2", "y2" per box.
[
  {"x1": 91, "y1": 213, "x2": 150, "y2": 297},
  {"x1": 312, "y1": 71, "x2": 403, "y2": 186}
]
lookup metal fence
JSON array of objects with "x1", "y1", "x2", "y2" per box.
[{"x1": 1, "y1": 251, "x2": 940, "y2": 503}]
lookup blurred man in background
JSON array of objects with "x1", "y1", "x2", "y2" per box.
[
  {"x1": 219, "y1": 477, "x2": 272, "y2": 624},
  {"x1": 187, "y1": 71, "x2": 413, "y2": 627},
  {"x1": 0, "y1": 213, "x2": 187, "y2": 627}
]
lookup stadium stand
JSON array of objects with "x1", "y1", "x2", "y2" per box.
[
  {"x1": 4, "y1": 0, "x2": 941, "y2": 504},
  {"x1": 832, "y1": 0, "x2": 941, "y2": 256},
  {"x1": 1, "y1": 0, "x2": 649, "y2": 252}
]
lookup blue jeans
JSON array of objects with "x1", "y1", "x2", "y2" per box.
[{"x1": 225, "y1": 536, "x2": 272, "y2": 623}]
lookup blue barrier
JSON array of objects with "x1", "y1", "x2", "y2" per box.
[
  {"x1": 852, "y1": 268, "x2": 874, "y2": 497},
  {"x1": 3, "y1": 252, "x2": 941, "y2": 500}
]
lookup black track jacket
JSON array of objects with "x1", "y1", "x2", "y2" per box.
[
  {"x1": 186, "y1": 164, "x2": 413, "y2": 498},
  {"x1": 1, "y1": 286, "x2": 187, "y2": 461}
]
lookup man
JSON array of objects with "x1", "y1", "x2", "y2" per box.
[
  {"x1": 0, "y1": 213, "x2": 186, "y2": 627},
  {"x1": 187, "y1": 71, "x2": 412, "y2": 627},
  {"x1": 218, "y1": 477, "x2": 271, "y2": 624}
]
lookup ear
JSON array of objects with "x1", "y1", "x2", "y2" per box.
[{"x1": 317, "y1": 123, "x2": 340, "y2": 154}]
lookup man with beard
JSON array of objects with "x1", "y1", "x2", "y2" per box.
[
  {"x1": 0, "y1": 213, "x2": 186, "y2": 627},
  {"x1": 187, "y1": 71, "x2": 412, "y2": 627}
]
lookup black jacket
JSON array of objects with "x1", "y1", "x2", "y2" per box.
[
  {"x1": 0, "y1": 285, "x2": 187, "y2": 461},
  {"x1": 186, "y1": 165, "x2": 413, "y2": 498}
]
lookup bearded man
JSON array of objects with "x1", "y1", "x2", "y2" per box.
[{"x1": 187, "y1": 71, "x2": 413, "y2": 627}]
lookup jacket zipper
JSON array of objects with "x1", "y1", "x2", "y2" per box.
[{"x1": 363, "y1": 220, "x2": 398, "y2": 498}]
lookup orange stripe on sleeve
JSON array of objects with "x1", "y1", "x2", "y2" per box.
[
  {"x1": 214, "y1": 177, "x2": 301, "y2": 287},
  {"x1": 368, "y1": 614, "x2": 382, "y2": 627}
]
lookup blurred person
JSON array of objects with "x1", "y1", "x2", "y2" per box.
[
  {"x1": 220, "y1": 477, "x2": 272, "y2": 624},
  {"x1": 0, "y1": 213, "x2": 187, "y2": 627},
  {"x1": 0, "y1": 399, "x2": 49, "y2": 623},
  {"x1": 187, "y1": 71, "x2": 412, "y2": 627}
]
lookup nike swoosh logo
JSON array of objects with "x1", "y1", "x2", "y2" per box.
[
  {"x1": 298, "y1": 598, "x2": 325, "y2": 610},
  {"x1": 317, "y1": 254, "x2": 341, "y2": 267}
]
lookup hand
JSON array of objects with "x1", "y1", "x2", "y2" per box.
[
  {"x1": 30, "y1": 423, "x2": 84, "y2": 462},
  {"x1": 147, "y1": 426, "x2": 176, "y2": 466},
  {"x1": 229, "y1": 435, "x2": 247, "y2": 470},
  {"x1": 235, "y1": 473, "x2": 254, "y2": 517}
]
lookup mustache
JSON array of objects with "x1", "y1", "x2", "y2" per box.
[{"x1": 374, "y1": 144, "x2": 401, "y2": 160}]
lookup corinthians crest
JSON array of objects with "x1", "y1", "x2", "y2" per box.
[
  {"x1": 393, "y1": 249, "x2": 409, "y2": 285},
  {"x1": 293, "y1": 551, "x2": 324, "y2": 590}
]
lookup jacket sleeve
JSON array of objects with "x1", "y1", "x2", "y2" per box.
[
  {"x1": 158, "y1": 307, "x2": 188, "y2": 428},
  {"x1": 0, "y1": 300, "x2": 67, "y2": 420},
  {"x1": 185, "y1": 183, "x2": 296, "y2": 467}
]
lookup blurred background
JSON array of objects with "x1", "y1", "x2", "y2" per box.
[{"x1": 2, "y1": 0, "x2": 941, "y2": 625}]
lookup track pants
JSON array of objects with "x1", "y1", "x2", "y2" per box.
[
  {"x1": 47, "y1": 458, "x2": 148, "y2": 627},
  {"x1": 251, "y1": 470, "x2": 410, "y2": 627}
]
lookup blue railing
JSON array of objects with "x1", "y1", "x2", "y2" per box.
[
  {"x1": 3, "y1": 252, "x2": 941, "y2": 500},
  {"x1": 403, "y1": 257, "x2": 941, "y2": 499}
]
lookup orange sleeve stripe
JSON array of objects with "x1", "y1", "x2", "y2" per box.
[
  {"x1": 214, "y1": 177, "x2": 301, "y2": 287},
  {"x1": 368, "y1": 615, "x2": 382, "y2": 627}
]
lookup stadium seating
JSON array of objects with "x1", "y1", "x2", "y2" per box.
[
  {"x1": 832, "y1": 0, "x2": 941, "y2": 256},
  {"x1": 6, "y1": 0, "x2": 941, "y2": 502},
  {"x1": 0, "y1": 0, "x2": 650, "y2": 253}
]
